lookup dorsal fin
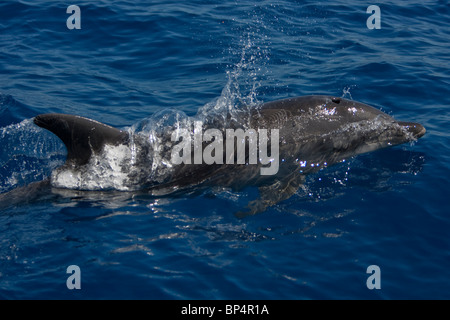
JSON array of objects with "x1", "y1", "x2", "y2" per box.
[{"x1": 34, "y1": 113, "x2": 129, "y2": 166}]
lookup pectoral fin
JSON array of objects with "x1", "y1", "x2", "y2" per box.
[{"x1": 235, "y1": 173, "x2": 305, "y2": 218}]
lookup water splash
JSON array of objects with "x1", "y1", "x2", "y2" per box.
[
  {"x1": 341, "y1": 86, "x2": 355, "y2": 100},
  {"x1": 197, "y1": 30, "x2": 271, "y2": 122},
  {"x1": 47, "y1": 34, "x2": 276, "y2": 192},
  {"x1": 0, "y1": 119, "x2": 66, "y2": 193}
]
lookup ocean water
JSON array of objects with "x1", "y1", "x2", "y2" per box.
[{"x1": 0, "y1": 0, "x2": 449, "y2": 300}]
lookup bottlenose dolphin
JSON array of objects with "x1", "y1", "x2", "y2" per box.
[{"x1": 33, "y1": 95, "x2": 425, "y2": 216}]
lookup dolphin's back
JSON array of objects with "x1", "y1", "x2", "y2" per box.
[{"x1": 252, "y1": 95, "x2": 394, "y2": 133}]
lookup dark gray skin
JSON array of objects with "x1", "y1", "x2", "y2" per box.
[{"x1": 33, "y1": 95, "x2": 426, "y2": 216}]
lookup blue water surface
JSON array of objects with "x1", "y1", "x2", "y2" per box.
[{"x1": 0, "y1": 0, "x2": 449, "y2": 299}]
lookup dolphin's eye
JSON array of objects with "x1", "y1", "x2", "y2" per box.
[{"x1": 332, "y1": 97, "x2": 341, "y2": 104}]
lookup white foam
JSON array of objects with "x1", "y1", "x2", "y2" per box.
[{"x1": 51, "y1": 144, "x2": 136, "y2": 191}]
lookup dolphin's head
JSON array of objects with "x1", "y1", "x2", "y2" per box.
[
  {"x1": 258, "y1": 95, "x2": 426, "y2": 157},
  {"x1": 316, "y1": 96, "x2": 426, "y2": 155}
]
